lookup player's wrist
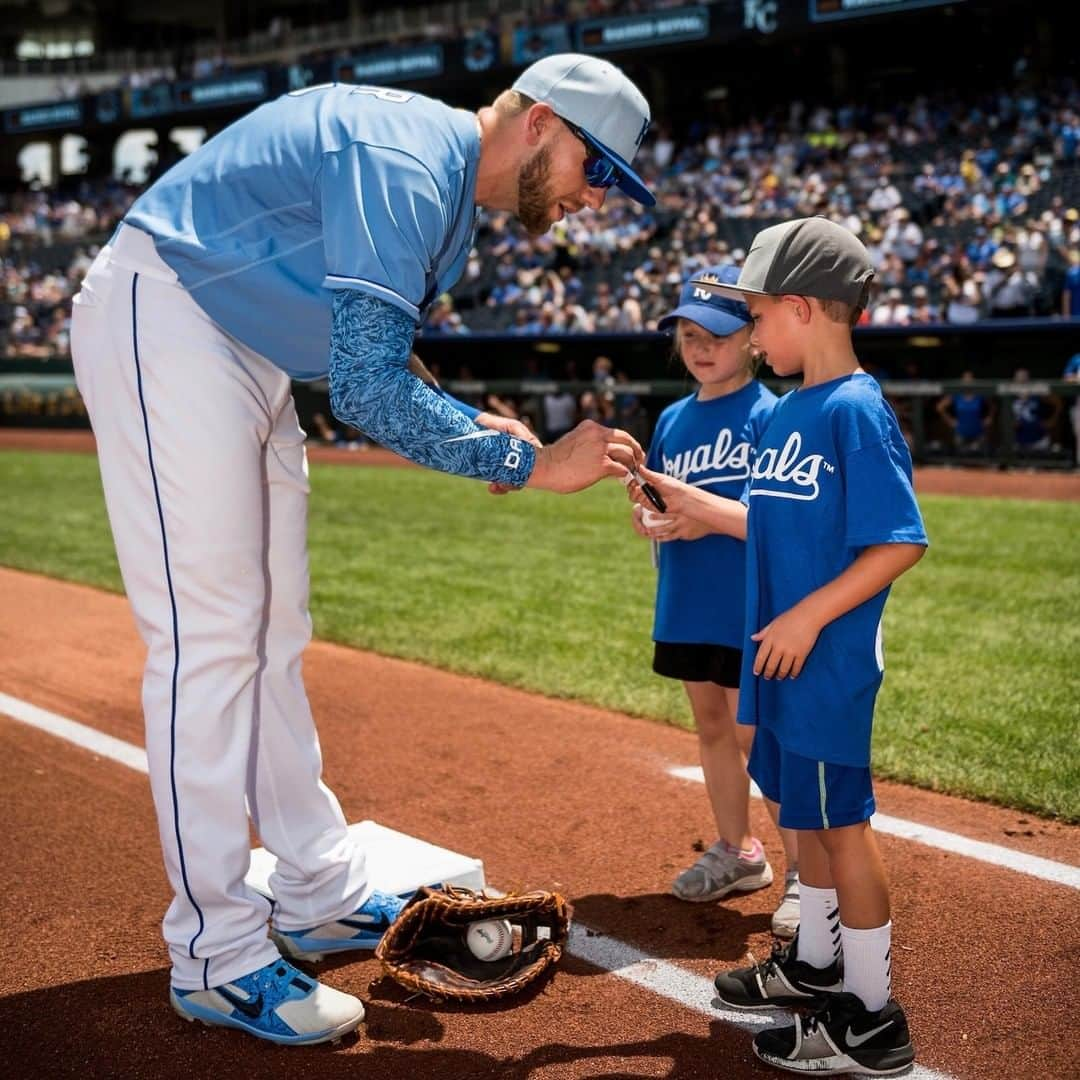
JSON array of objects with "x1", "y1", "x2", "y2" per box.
[{"x1": 524, "y1": 445, "x2": 553, "y2": 490}]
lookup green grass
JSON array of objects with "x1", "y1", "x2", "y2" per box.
[{"x1": 1, "y1": 449, "x2": 1078, "y2": 821}]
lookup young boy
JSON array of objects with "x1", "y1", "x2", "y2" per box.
[{"x1": 628, "y1": 218, "x2": 927, "y2": 1075}]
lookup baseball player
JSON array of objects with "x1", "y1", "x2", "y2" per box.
[
  {"x1": 69, "y1": 54, "x2": 651, "y2": 1046},
  {"x1": 628, "y1": 219, "x2": 927, "y2": 1075},
  {"x1": 632, "y1": 264, "x2": 800, "y2": 937}
]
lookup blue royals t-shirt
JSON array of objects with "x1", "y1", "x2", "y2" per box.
[
  {"x1": 647, "y1": 380, "x2": 777, "y2": 649},
  {"x1": 737, "y1": 373, "x2": 928, "y2": 767}
]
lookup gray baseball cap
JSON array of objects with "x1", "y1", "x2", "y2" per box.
[
  {"x1": 691, "y1": 217, "x2": 874, "y2": 307},
  {"x1": 513, "y1": 53, "x2": 654, "y2": 206}
]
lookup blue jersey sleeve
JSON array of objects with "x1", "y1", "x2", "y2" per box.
[
  {"x1": 320, "y1": 142, "x2": 446, "y2": 320},
  {"x1": 843, "y1": 441, "x2": 928, "y2": 549},
  {"x1": 328, "y1": 290, "x2": 535, "y2": 486},
  {"x1": 834, "y1": 397, "x2": 928, "y2": 550}
]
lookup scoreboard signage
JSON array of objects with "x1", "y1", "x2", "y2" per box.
[
  {"x1": 334, "y1": 44, "x2": 444, "y2": 84},
  {"x1": 175, "y1": 71, "x2": 269, "y2": 111},
  {"x1": 810, "y1": 0, "x2": 965, "y2": 21},
  {"x1": 3, "y1": 100, "x2": 83, "y2": 134},
  {"x1": 576, "y1": 4, "x2": 710, "y2": 53}
]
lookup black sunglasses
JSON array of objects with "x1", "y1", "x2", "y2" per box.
[{"x1": 561, "y1": 118, "x2": 622, "y2": 191}]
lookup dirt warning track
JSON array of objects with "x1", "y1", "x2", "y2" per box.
[{"x1": 1, "y1": 567, "x2": 1077, "y2": 1079}]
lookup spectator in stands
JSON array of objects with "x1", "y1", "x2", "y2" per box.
[
  {"x1": 942, "y1": 259, "x2": 984, "y2": 324},
  {"x1": 908, "y1": 285, "x2": 939, "y2": 324},
  {"x1": 935, "y1": 371, "x2": 994, "y2": 454},
  {"x1": 986, "y1": 248, "x2": 1040, "y2": 317},
  {"x1": 871, "y1": 288, "x2": 911, "y2": 326},
  {"x1": 1061, "y1": 249, "x2": 1080, "y2": 317}
]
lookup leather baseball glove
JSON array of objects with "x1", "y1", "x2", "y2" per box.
[{"x1": 374, "y1": 884, "x2": 570, "y2": 1003}]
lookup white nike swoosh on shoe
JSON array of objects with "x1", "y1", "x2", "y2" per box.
[{"x1": 846, "y1": 1020, "x2": 894, "y2": 1047}]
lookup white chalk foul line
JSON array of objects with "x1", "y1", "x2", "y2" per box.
[
  {"x1": 0, "y1": 691, "x2": 148, "y2": 773},
  {"x1": 669, "y1": 765, "x2": 1080, "y2": 891},
  {"x1": 568, "y1": 923, "x2": 953, "y2": 1080},
  {"x1": 0, "y1": 691, "x2": 964, "y2": 1079}
]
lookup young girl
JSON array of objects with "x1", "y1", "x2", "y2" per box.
[{"x1": 635, "y1": 264, "x2": 800, "y2": 937}]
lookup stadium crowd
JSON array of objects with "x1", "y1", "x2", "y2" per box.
[{"x1": 3, "y1": 76, "x2": 1079, "y2": 461}]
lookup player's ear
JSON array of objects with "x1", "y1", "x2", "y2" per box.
[{"x1": 524, "y1": 102, "x2": 556, "y2": 146}]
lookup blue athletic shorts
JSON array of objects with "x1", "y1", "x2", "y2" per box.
[{"x1": 748, "y1": 726, "x2": 875, "y2": 830}]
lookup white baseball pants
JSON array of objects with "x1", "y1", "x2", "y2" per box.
[{"x1": 71, "y1": 224, "x2": 369, "y2": 990}]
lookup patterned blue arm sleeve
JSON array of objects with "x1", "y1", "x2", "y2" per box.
[{"x1": 328, "y1": 291, "x2": 535, "y2": 486}]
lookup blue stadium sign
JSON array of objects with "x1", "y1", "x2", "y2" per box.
[
  {"x1": 334, "y1": 44, "x2": 444, "y2": 84},
  {"x1": 576, "y1": 4, "x2": 710, "y2": 53},
  {"x1": 810, "y1": 0, "x2": 965, "y2": 21},
  {"x1": 175, "y1": 71, "x2": 269, "y2": 111},
  {"x1": 3, "y1": 100, "x2": 83, "y2": 134}
]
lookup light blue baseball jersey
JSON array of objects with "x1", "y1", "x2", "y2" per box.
[
  {"x1": 646, "y1": 381, "x2": 777, "y2": 648},
  {"x1": 737, "y1": 373, "x2": 927, "y2": 767},
  {"x1": 125, "y1": 83, "x2": 480, "y2": 379}
]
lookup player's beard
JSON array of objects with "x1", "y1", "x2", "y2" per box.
[{"x1": 517, "y1": 145, "x2": 554, "y2": 236}]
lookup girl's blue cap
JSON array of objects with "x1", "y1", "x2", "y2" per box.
[{"x1": 658, "y1": 264, "x2": 751, "y2": 337}]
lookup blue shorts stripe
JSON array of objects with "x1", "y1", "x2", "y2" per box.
[
  {"x1": 131, "y1": 273, "x2": 208, "y2": 984},
  {"x1": 817, "y1": 761, "x2": 830, "y2": 829}
]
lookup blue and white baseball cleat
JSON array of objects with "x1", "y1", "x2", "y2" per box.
[
  {"x1": 271, "y1": 889, "x2": 408, "y2": 962},
  {"x1": 170, "y1": 959, "x2": 364, "y2": 1045}
]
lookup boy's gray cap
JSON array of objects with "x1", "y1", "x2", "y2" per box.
[
  {"x1": 692, "y1": 217, "x2": 874, "y2": 307},
  {"x1": 513, "y1": 52, "x2": 654, "y2": 206}
]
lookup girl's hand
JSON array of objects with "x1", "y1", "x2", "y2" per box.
[
  {"x1": 644, "y1": 511, "x2": 711, "y2": 542},
  {"x1": 623, "y1": 464, "x2": 699, "y2": 516},
  {"x1": 630, "y1": 503, "x2": 652, "y2": 538}
]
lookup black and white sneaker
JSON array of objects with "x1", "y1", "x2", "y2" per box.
[
  {"x1": 753, "y1": 991, "x2": 915, "y2": 1075},
  {"x1": 714, "y1": 934, "x2": 843, "y2": 1010}
]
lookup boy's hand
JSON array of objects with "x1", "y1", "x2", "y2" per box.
[{"x1": 751, "y1": 603, "x2": 824, "y2": 679}]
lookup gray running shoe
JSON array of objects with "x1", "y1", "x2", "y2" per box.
[
  {"x1": 772, "y1": 870, "x2": 800, "y2": 939},
  {"x1": 672, "y1": 837, "x2": 773, "y2": 902}
]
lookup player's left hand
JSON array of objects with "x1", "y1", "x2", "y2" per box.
[
  {"x1": 474, "y1": 413, "x2": 542, "y2": 494},
  {"x1": 751, "y1": 604, "x2": 823, "y2": 680}
]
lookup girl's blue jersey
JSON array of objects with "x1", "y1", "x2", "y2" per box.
[
  {"x1": 737, "y1": 373, "x2": 928, "y2": 767},
  {"x1": 647, "y1": 380, "x2": 777, "y2": 649}
]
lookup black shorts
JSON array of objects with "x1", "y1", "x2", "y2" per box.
[{"x1": 653, "y1": 641, "x2": 742, "y2": 689}]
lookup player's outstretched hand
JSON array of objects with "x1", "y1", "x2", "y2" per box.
[
  {"x1": 751, "y1": 603, "x2": 824, "y2": 680},
  {"x1": 526, "y1": 420, "x2": 644, "y2": 494},
  {"x1": 475, "y1": 412, "x2": 542, "y2": 449}
]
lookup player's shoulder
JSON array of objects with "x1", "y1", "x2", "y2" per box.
[{"x1": 323, "y1": 85, "x2": 477, "y2": 178}]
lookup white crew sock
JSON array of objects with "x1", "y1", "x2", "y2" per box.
[
  {"x1": 841, "y1": 920, "x2": 892, "y2": 1012},
  {"x1": 796, "y1": 883, "x2": 840, "y2": 969}
]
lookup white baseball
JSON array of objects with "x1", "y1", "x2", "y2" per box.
[
  {"x1": 641, "y1": 508, "x2": 670, "y2": 531},
  {"x1": 465, "y1": 919, "x2": 513, "y2": 961}
]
